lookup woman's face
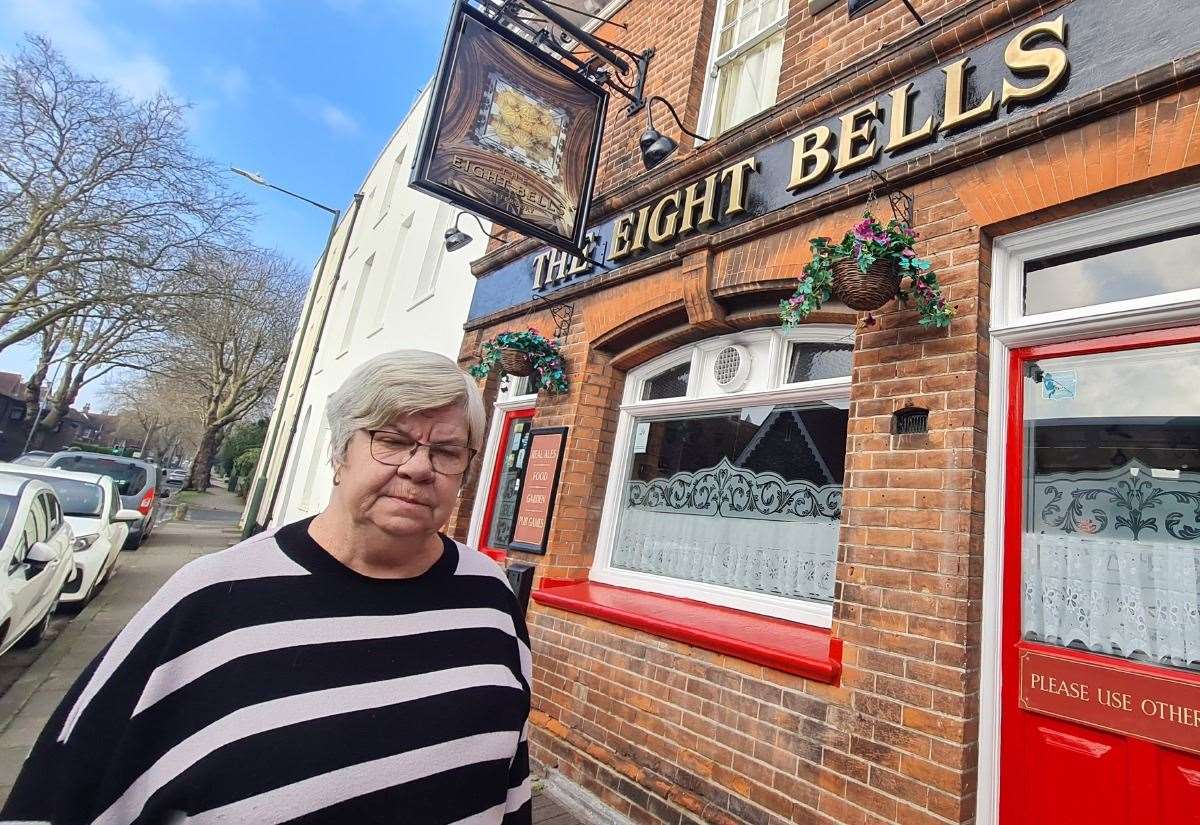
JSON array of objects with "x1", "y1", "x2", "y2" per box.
[{"x1": 335, "y1": 404, "x2": 471, "y2": 538}]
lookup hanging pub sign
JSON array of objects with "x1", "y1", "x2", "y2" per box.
[{"x1": 410, "y1": 0, "x2": 607, "y2": 253}]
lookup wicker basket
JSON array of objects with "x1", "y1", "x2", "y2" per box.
[
  {"x1": 498, "y1": 347, "x2": 534, "y2": 376},
  {"x1": 832, "y1": 258, "x2": 901, "y2": 311}
]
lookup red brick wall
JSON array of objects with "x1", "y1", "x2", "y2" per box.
[
  {"x1": 589, "y1": 1, "x2": 716, "y2": 195},
  {"x1": 453, "y1": 0, "x2": 1200, "y2": 820}
]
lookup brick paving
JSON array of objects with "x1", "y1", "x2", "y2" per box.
[{"x1": 533, "y1": 787, "x2": 587, "y2": 825}]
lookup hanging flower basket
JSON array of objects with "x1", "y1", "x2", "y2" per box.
[
  {"x1": 498, "y1": 347, "x2": 533, "y2": 376},
  {"x1": 831, "y1": 258, "x2": 901, "y2": 311},
  {"x1": 780, "y1": 212, "x2": 954, "y2": 329},
  {"x1": 468, "y1": 328, "x2": 568, "y2": 394}
]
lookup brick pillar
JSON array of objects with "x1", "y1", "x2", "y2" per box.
[{"x1": 827, "y1": 180, "x2": 988, "y2": 824}]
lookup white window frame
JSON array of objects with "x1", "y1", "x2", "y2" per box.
[
  {"x1": 589, "y1": 324, "x2": 852, "y2": 627},
  {"x1": 467, "y1": 379, "x2": 538, "y2": 548},
  {"x1": 975, "y1": 184, "x2": 1200, "y2": 825},
  {"x1": 695, "y1": 0, "x2": 790, "y2": 141}
]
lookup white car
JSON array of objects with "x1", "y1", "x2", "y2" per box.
[
  {"x1": 0, "y1": 465, "x2": 140, "y2": 606},
  {"x1": 0, "y1": 475, "x2": 73, "y2": 654}
]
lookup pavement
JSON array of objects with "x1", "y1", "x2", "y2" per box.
[{"x1": 0, "y1": 482, "x2": 585, "y2": 823}]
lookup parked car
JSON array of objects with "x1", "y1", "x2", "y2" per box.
[
  {"x1": 0, "y1": 465, "x2": 141, "y2": 606},
  {"x1": 11, "y1": 451, "x2": 52, "y2": 467},
  {"x1": 0, "y1": 475, "x2": 72, "y2": 653},
  {"x1": 166, "y1": 467, "x2": 187, "y2": 486},
  {"x1": 41, "y1": 452, "x2": 166, "y2": 551}
]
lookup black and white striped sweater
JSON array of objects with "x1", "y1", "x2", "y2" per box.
[{"x1": 2, "y1": 517, "x2": 533, "y2": 825}]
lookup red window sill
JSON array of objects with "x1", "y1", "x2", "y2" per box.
[{"x1": 531, "y1": 580, "x2": 842, "y2": 685}]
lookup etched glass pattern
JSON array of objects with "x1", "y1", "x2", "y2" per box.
[{"x1": 612, "y1": 403, "x2": 847, "y2": 602}]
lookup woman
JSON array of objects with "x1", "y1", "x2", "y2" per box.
[{"x1": 3, "y1": 351, "x2": 532, "y2": 825}]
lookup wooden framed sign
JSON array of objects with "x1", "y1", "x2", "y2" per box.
[
  {"x1": 508, "y1": 427, "x2": 567, "y2": 554},
  {"x1": 410, "y1": 0, "x2": 607, "y2": 253}
]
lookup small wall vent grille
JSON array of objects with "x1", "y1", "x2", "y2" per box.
[
  {"x1": 893, "y1": 407, "x2": 929, "y2": 435},
  {"x1": 712, "y1": 345, "x2": 750, "y2": 392}
]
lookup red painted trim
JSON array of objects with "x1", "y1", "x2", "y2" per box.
[
  {"x1": 537, "y1": 577, "x2": 580, "y2": 590},
  {"x1": 481, "y1": 548, "x2": 507, "y2": 565},
  {"x1": 1020, "y1": 323, "x2": 1200, "y2": 359},
  {"x1": 479, "y1": 407, "x2": 535, "y2": 556},
  {"x1": 532, "y1": 580, "x2": 842, "y2": 685}
]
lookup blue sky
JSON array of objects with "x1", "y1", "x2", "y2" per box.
[{"x1": 0, "y1": 0, "x2": 455, "y2": 407}]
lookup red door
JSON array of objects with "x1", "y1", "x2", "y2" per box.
[
  {"x1": 478, "y1": 407, "x2": 535, "y2": 558},
  {"x1": 1000, "y1": 326, "x2": 1200, "y2": 825}
]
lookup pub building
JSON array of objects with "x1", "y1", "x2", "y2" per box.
[{"x1": 436, "y1": 0, "x2": 1200, "y2": 822}]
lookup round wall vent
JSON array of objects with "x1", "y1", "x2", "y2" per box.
[{"x1": 712, "y1": 345, "x2": 751, "y2": 392}]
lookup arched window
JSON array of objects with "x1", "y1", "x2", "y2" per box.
[{"x1": 591, "y1": 325, "x2": 853, "y2": 626}]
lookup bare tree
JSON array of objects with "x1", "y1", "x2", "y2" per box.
[
  {"x1": 0, "y1": 36, "x2": 246, "y2": 354},
  {"x1": 105, "y1": 373, "x2": 202, "y2": 460},
  {"x1": 158, "y1": 250, "x2": 304, "y2": 490}
]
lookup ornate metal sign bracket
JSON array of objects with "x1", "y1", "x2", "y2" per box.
[
  {"x1": 484, "y1": 0, "x2": 655, "y2": 115},
  {"x1": 868, "y1": 169, "x2": 915, "y2": 227},
  {"x1": 530, "y1": 291, "x2": 576, "y2": 339}
]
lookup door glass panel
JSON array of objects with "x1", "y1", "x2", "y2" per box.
[
  {"x1": 1021, "y1": 340, "x2": 1200, "y2": 672},
  {"x1": 1023, "y1": 226, "x2": 1200, "y2": 315},
  {"x1": 486, "y1": 415, "x2": 532, "y2": 551}
]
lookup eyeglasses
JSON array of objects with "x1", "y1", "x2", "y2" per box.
[{"x1": 366, "y1": 429, "x2": 475, "y2": 475}]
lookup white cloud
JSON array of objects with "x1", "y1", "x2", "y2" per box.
[
  {"x1": 0, "y1": 0, "x2": 171, "y2": 100},
  {"x1": 302, "y1": 99, "x2": 360, "y2": 136}
]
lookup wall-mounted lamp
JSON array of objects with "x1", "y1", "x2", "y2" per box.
[
  {"x1": 639, "y1": 96, "x2": 707, "y2": 170},
  {"x1": 444, "y1": 211, "x2": 504, "y2": 252}
]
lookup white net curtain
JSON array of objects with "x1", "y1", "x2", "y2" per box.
[
  {"x1": 1023, "y1": 463, "x2": 1200, "y2": 671},
  {"x1": 612, "y1": 457, "x2": 842, "y2": 603}
]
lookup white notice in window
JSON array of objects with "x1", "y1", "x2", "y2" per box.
[{"x1": 634, "y1": 422, "x2": 649, "y2": 453}]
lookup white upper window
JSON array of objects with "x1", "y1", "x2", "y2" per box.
[
  {"x1": 339, "y1": 254, "x2": 373, "y2": 355},
  {"x1": 699, "y1": 0, "x2": 789, "y2": 137},
  {"x1": 411, "y1": 206, "x2": 450, "y2": 307},
  {"x1": 591, "y1": 325, "x2": 853, "y2": 627},
  {"x1": 379, "y1": 148, "x2": 407, "y2": 222}
]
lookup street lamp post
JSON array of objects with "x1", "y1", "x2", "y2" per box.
[{"x1": 231, "y1": 167, "x2": 343, "y2": 538}]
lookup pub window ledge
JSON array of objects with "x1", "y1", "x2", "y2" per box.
[{"x1": 531, "y1": 578, "x2": 843, "y2": 685}]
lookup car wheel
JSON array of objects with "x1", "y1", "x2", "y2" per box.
[
  {"x1": 122, "y1": 532, "x2": 140, "y2": 552},
  {"x1": 15, "y1": 604, "x2": 53, "y2": 648}
]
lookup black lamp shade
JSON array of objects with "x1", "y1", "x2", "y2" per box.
[
  {"x1": 444, "y1": 227, "x2": 473, "y2": 252},
  {"x1": 639, "y1": 127, "x2": 678, "y2": 170}
]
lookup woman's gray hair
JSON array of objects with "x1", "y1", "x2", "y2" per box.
[{"x1": 326, "y1": 350, "x2": 486, "y2": 464}]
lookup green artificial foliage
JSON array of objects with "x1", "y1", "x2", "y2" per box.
[
  {"x1": 780, "y1": 212, "x2": 954, "y2": 329},
  {"x1": 467, "y1": 328, "x2": 568, "y2": 394}
]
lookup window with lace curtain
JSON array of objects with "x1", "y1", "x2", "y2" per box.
[
  {"x1": 700, "y1": 0, "x2": 789, "y2": 137},
  {"x1": 591, "y1": 327, "x2": 852, "y2": 626}
]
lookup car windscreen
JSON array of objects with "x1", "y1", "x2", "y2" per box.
[
  {"x1": 49, "y1": 456, "x2": 147, "y2": 496},
  {"x1": 0, "y1": 494, "x2": 14, "y2": 534},
  {"x1": 10, "y1": 475, "x2": 103, "y2": 517},
  {"x1": 13, "y1": 454, "x2": 49, "y2": 466}
]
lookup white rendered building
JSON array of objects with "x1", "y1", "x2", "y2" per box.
[{"x1": 244, "y1": 88, "x2": 490, "y2": 529}]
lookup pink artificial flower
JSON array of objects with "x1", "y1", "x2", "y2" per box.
[
  {"x1": 902, "y1": 248, "x2": 916, "y2": 257},
  {"x1": 852, "y1": 218, "x2": 875, "y2": 240}
]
